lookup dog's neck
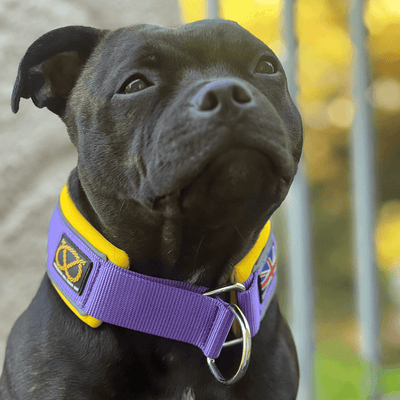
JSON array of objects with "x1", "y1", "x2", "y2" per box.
[
  {"x1": 47, "y1": 184, "x2": 277, "y2": 381},
  {"x1": 67, "y1": 169, "x2": 271, "y2": 288}
]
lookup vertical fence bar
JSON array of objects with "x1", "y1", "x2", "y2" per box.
[
  {"x1": 207, "y1": 0, "x2": 219, "y2": 19},
  {"x1": 349, "y1": 0, "x2": 381, "y2": 397},
  {"x1": 282, "y1": 1, "x2": 314, "y2": 400},
  {"x1": 208, "y1": 1, "x2": 315, "y2": 397},
  {"x1": 284, "y1": 173, "x2": 314, "y2": 400}
]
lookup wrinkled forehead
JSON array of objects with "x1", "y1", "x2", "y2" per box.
[{"x1": 100, "y1": 20, "x2": 274, "y2": 69}]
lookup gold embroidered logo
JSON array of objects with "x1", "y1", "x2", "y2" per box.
[
  {"x1": 55, "y1": 239, "x2": 86, "y2": 283},
  {"x1": 53, "y1": 235, "x2": 92, "y2": 295}
]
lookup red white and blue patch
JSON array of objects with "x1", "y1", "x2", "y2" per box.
[{"x1": 258, "y1": 240, "x2": 276, "y2": 302}]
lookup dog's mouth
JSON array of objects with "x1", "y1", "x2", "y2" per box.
[
  {"x1": 152, "y1": 146, "x2": 290, "y2": 218},
  {"x1": 197, "y1": 147, "x2": 278, "y2": 201}
]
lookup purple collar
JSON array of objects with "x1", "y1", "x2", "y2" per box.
[{"x1": 46, "y1": 185, "x2": 277, "y2": 384}]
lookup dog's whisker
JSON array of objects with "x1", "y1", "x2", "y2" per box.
[
  {"x1": 117, "y1": 199, "x2": 127, "y2": 230},
  {"x1": 194, "y1": 232, "x2": 207, "y2": 272},
  {"x1": 234, "y1": 224, "x2": 246, "y2": 242},
  {"x1": 182, "y1": 387, "x2": 195, "y2": 400}
]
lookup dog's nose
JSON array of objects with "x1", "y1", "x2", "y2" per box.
[{"x1": 192, "y1": 79, "x2": 254, "y2": 113}]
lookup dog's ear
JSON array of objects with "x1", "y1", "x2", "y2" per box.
[{"x1": 12, "y1": 26, "x2": 105, "y2": 116}]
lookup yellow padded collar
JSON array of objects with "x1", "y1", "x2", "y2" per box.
[
  {"x1": 231, "y1": 221, "x2": 271, "y2": 283},
  {"x1": 60, "y1": 184, "x2": 129, "y2": 269},
  {"x1": 60, "y1": 184, "x2": 270, "y2": 284},
  {"x1": 53, "y1": 184, "x2": 270, "y2": 329}
]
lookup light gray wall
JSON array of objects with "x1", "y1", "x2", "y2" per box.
[{"x1": 0, "y1": 0, "x2": 182, "y2": 373}]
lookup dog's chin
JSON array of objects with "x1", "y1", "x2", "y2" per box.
[
  {"x1": 203, "y1": 148, "x2": 278, "y2": 203},
  {"x1": 153, "y1": 148, "x2": 286, "y2": 224}
]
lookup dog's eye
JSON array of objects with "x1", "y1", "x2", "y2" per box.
[
  {"x1": 255, "y1": 59, "x2": 276, "y2": 74},
  {"x1": 126, "y1": 79, "x2": 148, "y2": 93},
  {"x1": 119, "y1": 76, "x2": 152, "y2": 94}
]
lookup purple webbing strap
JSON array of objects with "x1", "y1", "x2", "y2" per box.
[
  {"x1": 47, "y1": 205, "x2": 275, "y2": 359},
  {"x1": 85, "y1": 264, "x2": 234, "y2": 358},
  {"x1": 237, "y1": 243, "x2": 277, "y2": 336}
]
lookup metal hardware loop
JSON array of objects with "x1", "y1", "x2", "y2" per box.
[{"x1": 203, "y1": 283, "x2": 252, "y2": 385}]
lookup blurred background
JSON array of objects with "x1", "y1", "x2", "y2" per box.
[
  {"x1": 1, "y1": 0, "x2": 400, "y2": 399},
  {"x1": 181, "y1": 0, "x2": 400, "y2": 398}
]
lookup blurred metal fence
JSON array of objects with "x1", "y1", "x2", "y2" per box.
[
  {"x1": 349, "y1": 0, "x2": 380, "y2": 397},
  {"x1": 206, "y1": 0, "x2": 380, "y2": 399},
  {"x1": 281, "y1": 1, "x2": 314, "y2": 399}
]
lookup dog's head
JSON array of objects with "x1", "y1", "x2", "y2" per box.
[{"x1": 13, "y1": 20, "x2": 302, "y2": 286}]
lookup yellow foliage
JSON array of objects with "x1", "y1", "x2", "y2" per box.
[
  {"x1": 178, "y1": 0, "x2": 206, "y2": 23},
  {"x1": 301, "y1": 101, "x2": 331, "y2": 131},
  {"x1": 298, "y1": 0, "x2": 352, "y2": 103},
  {"x1": 303, "y1": 131, "x2": 334, "y2": 182},
  {"x1": 373, "y1": 77, "x2": 400, "y2": 112},
  {"x1": 365, "y1": 0, "x2": 400, "y2": 60},
  {"x1": 366, "y1": 0, "x2": 400, "y2": 35},
  {"x1": 303, "y1": 127, "x2": 347, "y2": 184},
  {"x1": 296, "y1": 0, "x2": 331, "y2": 25},
  {"x1": 299, "y1": 24, "x2": 352, "y2": 66},
  {"x1": 369, "y1": 26, "x2": 400, "y2": 60},
  {"x1": 376, "y1": 201, "x2": 400, "y2": 271},
  {"x1": 178, "y1": 0, "x2": 281, "y2": 53},
  {"x1": 327, "y1": 97, "x2": 354, "y2": 129},
  {"x1": 219, "y1": 0, "x2": 281, "y2": 47}
]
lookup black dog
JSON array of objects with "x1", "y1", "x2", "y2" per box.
[{"x1": 0, "y1": 20, "x2": 302, "y2": 399}]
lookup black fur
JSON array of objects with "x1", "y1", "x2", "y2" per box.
[{"x1": 1, "y1": 20, "x2": 301, "y2": 399}]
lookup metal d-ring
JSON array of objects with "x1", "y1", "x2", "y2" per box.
[
  {"x1": 203, "y1": 283, "x2": 252, "y2": 385},
  {"x1": 202, "y1": 282, "x2": 246, "y2": 297}
]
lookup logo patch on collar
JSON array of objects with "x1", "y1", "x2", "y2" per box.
[
  {"x1": 52, "y1": 234, "x2": 92, "y2": 295},
  {"x1": 258, "y1": 242, "x2": 276, "y2": 302}
]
